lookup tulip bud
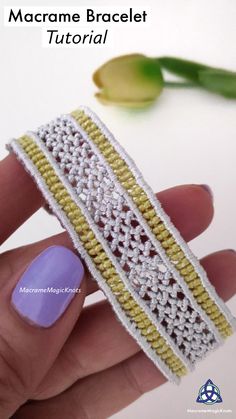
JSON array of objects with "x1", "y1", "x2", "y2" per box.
[{"x1": 93, "y1": 54, "x2": 163, "y2": 108}]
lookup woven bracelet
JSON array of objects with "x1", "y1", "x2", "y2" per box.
[{"x1": 7, "y1": 107, "x2": 236, "y2": 384}]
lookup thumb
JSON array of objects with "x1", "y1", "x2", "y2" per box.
[{"x1": 0, "y1": 245, "x2": 85, "y2": 418}]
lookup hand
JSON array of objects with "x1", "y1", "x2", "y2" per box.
[{"x1": 0, "y1": 154, "x2": 235, "y2": 419}]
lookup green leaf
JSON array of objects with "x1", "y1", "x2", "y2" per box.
[
  {"x1": 158, "y1": 56, "x2": 210, "y2": 83},
  {"x1": 198, "y1": 69, "x2": 236, "y2": 98}
]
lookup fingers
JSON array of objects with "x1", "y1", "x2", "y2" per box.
[
  {"x1": 13, "y1": 352, "x2": 165, "y2": 419},
  {"x1": 157, "y1": 184, "x2": 214, "y2": 241},
  {"x1": 201, "y1": 249, "x2": 236, "y2": 300},
  {"x1": 34, "y1": 249, "x2": 236, "y2": 401},
  {"x1": 0, "y1": 245, "x2": 86, "y2": 418},
  {"x1": 34, "y1": 300, "x2": 138, "y2": 399},
  {"x1": 0, "y1": 155, "x2": 43, "y2": 245}
]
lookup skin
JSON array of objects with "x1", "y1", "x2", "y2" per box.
[{"x1": 0, "y1": 154, "x2": 235, "y2": 418}]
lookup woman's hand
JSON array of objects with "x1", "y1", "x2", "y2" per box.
[{"x1": 0, "y1": 154, "x2": 235, "y2": 419}]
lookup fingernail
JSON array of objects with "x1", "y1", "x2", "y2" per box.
[
  {"x1": 11, "y1": 246, "x2": 84, "y2": 327},
  {"x1": 200, "y1": 184, "x2": 214, "y2": 201}
]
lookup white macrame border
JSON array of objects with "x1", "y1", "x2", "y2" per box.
[
  {"x1": 80, "y1": 106, "x2": 236, "y2": 335},
  {"x1": 27, "y1": 129, "x2": 193, "y2": 372},
  {"x1": 66, "y1": 113, "x2": 221, "y2": 356},
  {"x1": 7, "y1": 138, "x2": 184, "y2": 384}
]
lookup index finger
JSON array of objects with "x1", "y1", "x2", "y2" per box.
[{"x1": 0, "y1": 154, "x2": 43, "y2": 244}]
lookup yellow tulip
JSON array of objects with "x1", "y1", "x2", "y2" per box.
[{"x1": 93, "y1": 54, "x2": 163, "y2": 108}]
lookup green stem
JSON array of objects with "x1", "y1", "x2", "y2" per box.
[{"x1": 164, "y1": 80, "x2": 197, "y2": 88}]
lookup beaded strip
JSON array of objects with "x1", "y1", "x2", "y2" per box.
[{"x1": 6, "y1": 107, "x2": 236, "y2": 384}]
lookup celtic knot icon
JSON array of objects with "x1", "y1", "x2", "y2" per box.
[{"x1": 196, "y1": 379, "x2": 223, "y2": 405}]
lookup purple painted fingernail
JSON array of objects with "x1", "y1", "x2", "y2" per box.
[
  {"x1": 11, "y1": 246, "x2": 84, "y2": 328},
  {"x1": 200, "y1": 184, "x2": 214, "y2": 201}
]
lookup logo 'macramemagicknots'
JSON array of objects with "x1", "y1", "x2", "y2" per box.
[{"x1": 196, "y1": 379, "x2": 223, "y2": 405}]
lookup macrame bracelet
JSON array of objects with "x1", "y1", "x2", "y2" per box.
[{"x1": 7, "y1": 106, "x2": 236, "y2": 384}]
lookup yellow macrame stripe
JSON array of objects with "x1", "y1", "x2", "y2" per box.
[
  {"x1": 18, "y1": 135, "x2": 187, "y2": 378},
  {"x1": 71, "y1": 109, "x2": 233, "y2": 339}
]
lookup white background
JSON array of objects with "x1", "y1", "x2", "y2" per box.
[{"x1": 0, "y1": 0, "x2": 236, "y2": 418}]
